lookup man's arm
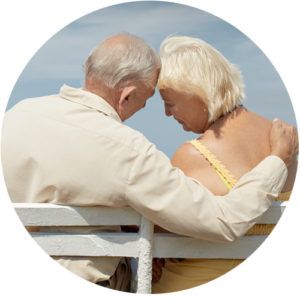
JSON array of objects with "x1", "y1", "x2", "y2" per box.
[{"x1": 125, "y1": 119, "x2": 298, "y2": 242}]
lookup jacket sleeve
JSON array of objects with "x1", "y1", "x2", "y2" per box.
[{"x1": 125, "y1": 142, "x2": 287, "y2": 242}]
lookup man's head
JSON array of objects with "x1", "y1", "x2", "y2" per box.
[{"x1": 83, "y1": 33, "x2": 161, "y2": 121}]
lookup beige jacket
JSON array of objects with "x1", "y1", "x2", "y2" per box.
[{"x1": 1, "y1": 85, "x2": 288, "y2": 283}]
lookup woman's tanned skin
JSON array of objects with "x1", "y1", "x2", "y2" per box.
[{"x1": 152, "y1": 88, "x2": 297, "y2": 284}]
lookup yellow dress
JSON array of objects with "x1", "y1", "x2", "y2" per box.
[{"x1": 152, "y1": 139, "x2": 291, "y2": 294}]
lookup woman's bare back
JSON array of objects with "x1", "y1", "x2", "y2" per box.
[{"x1": 171, "y1": 106, "x2": 297, "y2": 196}]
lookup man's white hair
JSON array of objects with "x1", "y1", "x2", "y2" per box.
[
  {"x1": 83, "y1": 33, "x2": 161, "y2": 90},
  {"x1": 158, "y1": 36, "x2": 245, "y2": 122}
]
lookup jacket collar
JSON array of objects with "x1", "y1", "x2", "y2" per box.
[{"x1": 59, "y1": 84, "x2": 123, "y2": 124}]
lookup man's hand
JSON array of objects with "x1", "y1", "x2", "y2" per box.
[
  {"x1": 270, "y1": 118, "x2": 298, "y2": 167},
  {"x1": 152, "y1": 258, "x2": 165, "y2": 283}
]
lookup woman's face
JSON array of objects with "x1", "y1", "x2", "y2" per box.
[{"x1": 159, "y1": 88, "x2": 210, "y2": 134}]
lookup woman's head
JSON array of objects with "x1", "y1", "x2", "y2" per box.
[
  {"x1": 158, "y1": 36, "x2": 245, "y2": 123},
  {"x1": 160, "y1": 87, "x2": 210, "y2": 134}
]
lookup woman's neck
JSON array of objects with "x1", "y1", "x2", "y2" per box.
[{"x1": 204, "y1": 105, "x2": 245, "y2": 134}]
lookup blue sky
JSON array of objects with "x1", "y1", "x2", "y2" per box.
[{"x1": 7, "y1": 1, "x2": 296, "y2": 158}]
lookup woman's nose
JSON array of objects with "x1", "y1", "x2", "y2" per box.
[{"x1": 164, "y1": 103, "x2": 172, "y2": 117}]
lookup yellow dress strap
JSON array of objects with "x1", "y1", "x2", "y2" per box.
[{"x1": 186, "y1": 140, "x2": 238, "y2": 190}]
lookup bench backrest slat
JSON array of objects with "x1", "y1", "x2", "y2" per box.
[
  {"x1": 13, "y1": 203, "x2": 141, "y2": 226},
  {"x1": 14, "y1": 202, "x2": 286, "y2": 226},
  {"x1": 30, "y1": 232, "x2": 266, "y2": 259}
]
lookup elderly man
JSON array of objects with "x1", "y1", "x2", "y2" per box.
[{"x1": 1, "y1": 33, "x2": 298, "y2": 291}]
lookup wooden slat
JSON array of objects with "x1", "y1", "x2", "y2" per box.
[
  {"x1": 30, "y1": 232, "x2": 267, "y2": 259},
  {"x1": 14, "y1": 203, "x2": 141, "y2": 226},
  {"x1": 259, "y1": 201, "x2": 286, "y2": 223},
  {"x1": 13, "y1": 202, "x2": 286, "y2": 226},
  {"x1": 153, "y1": 233, "x2": 267, "y2": 259},
  {"x1": 30, "y1": 232, "x2": 140, "y2": 257}
]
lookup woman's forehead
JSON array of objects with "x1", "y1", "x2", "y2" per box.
[{"x1": 160, "y1": 88, "x2": 187, "y2": 100}]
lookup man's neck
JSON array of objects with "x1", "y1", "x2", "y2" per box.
[
  {"x1": 83, "y1": 78, "x2": 118, "y2": 110},
  {"x1": 83, "y1": 77, "x2": 125, "y2": 121}
]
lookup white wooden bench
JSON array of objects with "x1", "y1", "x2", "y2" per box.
[{"x1": 13, "y1": 202, "x2": 286, "y2": 293}]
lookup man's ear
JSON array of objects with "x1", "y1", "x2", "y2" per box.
[{"x1": 119, "y1": 86, "x2": 137, "y2": 106}]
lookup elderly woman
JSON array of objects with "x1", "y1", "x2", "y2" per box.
[{"x1": 151, "y1": 36, "x2": 297, "y2": 293}]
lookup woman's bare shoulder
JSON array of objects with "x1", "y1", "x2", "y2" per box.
[{"x1": 171, "y1": 141, "x2": 211, "y2": 176}]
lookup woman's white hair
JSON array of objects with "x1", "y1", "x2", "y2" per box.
[
  {"x1": 83, "y1": 33, "x2": 161, "y2": 90},
  {"x1": 158, "y1": 36, "x2": 245, "y2": 122}
]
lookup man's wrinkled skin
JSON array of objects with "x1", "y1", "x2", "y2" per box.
[{"x1": 270, "y1": 118, "x2": 298, "y2": 167}]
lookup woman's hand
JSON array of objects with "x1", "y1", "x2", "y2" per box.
[{"x1": 152, "y1": 258, "x2": 165, "y2": 283}]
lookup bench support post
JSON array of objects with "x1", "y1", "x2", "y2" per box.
[{"x1": 135, "y1": 216, "x2": 154, "y2": 294}]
